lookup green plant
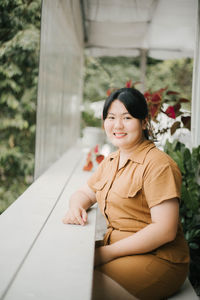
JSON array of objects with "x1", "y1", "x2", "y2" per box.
[
  {"x1": 0, "y1": 0, "x2": 41, "y2": 213},
  {"x1": 81, "y1": 110, "x2": 102, "y2": 129},
  {"x1": 164, "y1": 140, "x2": 200, "y2": 293}
]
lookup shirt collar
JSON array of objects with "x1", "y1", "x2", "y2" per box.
[{"x1": 109, "y1": 140, "x2": 155, "y2": 164}]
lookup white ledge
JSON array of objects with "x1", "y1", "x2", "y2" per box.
[{"x1": 0, "y1": 147, "x2": 95, "y2": 300}]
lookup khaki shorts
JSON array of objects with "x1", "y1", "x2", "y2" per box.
[{"x1": 96, "y1": 253, "x2": 189, "y2": 300}]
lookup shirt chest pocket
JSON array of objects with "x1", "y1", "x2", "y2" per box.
[{"x1": 112, "y1": 177, "x2": 143, "y2": 199}]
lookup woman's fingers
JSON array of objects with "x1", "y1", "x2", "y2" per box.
[
  {"x1": 75, "y1": 211, "x2": 85, "y2": 226},
  {"x1": 81, "y1": 208, "x2": 87, "y2": 223},
  {"x1": 63, "y1": 208, "x2": 87, "y2": 225}
]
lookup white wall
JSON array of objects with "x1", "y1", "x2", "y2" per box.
[{"x1": 34, "y1": 0, "x2": 84, "y2": 178}]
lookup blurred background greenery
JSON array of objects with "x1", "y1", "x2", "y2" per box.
[
  {"x1": 82, "y1": 56, "x2": 192, "y2": 130},
  {"x1": 0, "y1": 0, "x2": 194, "y2": 212},
  {"x1": 0, "y1": 0, "x2": 41, "y2": 212},
  {"x1": 0, "y1": 0, "x2": 194, "y2": 213},
  {"x1": 0, "y1": 1, "x2": 193, "y2": 213}
]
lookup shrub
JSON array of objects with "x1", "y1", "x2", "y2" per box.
[{"x1": 164, "y1": 140, "x2": 200, "y2": 294}]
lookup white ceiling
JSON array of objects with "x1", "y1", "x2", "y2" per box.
[{"x1": 82, "y1": 0, "x2": 197, "y2": 59}]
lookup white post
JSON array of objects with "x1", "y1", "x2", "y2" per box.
[
  {"x1": 140, "y1": 49, "x2": 148, "y2": 93},
  {"x1": 191, "y1": 0, "x2": 200, "y2": 147}
]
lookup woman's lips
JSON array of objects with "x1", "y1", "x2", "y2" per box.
[{"x1": 113, "y1": 133, "x2": 127, "y2": 138}]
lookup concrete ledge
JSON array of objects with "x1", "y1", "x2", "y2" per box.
[
  {"x1": 168, "y1": 278, "x2": 199, "y2": 299},
  {"x1": 0, "y1": 147, "x2": 95, "y2": 300}
]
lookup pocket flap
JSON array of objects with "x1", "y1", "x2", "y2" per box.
[
  {"x1": 128, "y1": 184, "x2": 142, "y2": 198},
  {"x1": 93, "y1": 179, "x2": 107, "y2": 191}
]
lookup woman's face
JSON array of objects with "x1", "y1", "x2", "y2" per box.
[{"x1": 104, "y1": 100, "x2": 146, "y2": 151}]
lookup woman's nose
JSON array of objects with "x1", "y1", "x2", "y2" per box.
[{"x1": 114, "y1": 118, "x2": 124, "y2": 129}]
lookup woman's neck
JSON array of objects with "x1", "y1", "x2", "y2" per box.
[{"x1": 118, "y1": 138, "x2": 146, "y2": 159}]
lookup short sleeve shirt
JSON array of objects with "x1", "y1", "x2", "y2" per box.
[{"x1": 87, "y1": 140, "x2": 190, "y2": 264}]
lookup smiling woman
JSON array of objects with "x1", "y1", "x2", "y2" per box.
[
  {"x1": 104, "y1": 100, "x2": 146, "y2": 152},
  {"x1": 103, "y1": 88, "x2": 149, "y2": 167},
  {"x1": 63, "y1": 88, "x2": 190, "y2": 300}
]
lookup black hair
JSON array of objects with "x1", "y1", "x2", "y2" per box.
[{"x1": 103, "y1": 87, "x2": 149, "y2": 139}]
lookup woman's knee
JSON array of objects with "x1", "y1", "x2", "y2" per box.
[{"x1": 92, "y1": 269, "x2": 137, "y2": 300}]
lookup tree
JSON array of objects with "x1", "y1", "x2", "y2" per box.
[{"x1": 0, "y1": 0, "x2": 41, "y2": 213}]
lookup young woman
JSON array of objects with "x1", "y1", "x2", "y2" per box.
[{"x1": 63, "y1": 88, "x2": 190, "y2": 300}]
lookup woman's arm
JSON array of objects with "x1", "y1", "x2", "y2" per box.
[
  {"x1": 95, "y1": 198, "x2": 179, "y2": 266},
  {"x1": 62, "y1": 184, "x2": 96, "y2": 226}
]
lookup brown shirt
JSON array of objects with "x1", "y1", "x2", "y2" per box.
[{"x1": 88, "y1": 140, "x2": 190, "y2": 264}]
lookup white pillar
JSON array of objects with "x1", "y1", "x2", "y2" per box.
[
  {"x1": 34, "y1": 0, "x2": 84, "y2": 178},
  {"x1": 191, "y1": 0, "x2": 200, "y2": 147},
  {"x1": 140, "y1": 49, "x2": 148, "y2": 93}
]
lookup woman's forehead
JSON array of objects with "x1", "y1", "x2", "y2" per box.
[{"x1": 108, "y1": 99, "x2": 128, "y2": 113}]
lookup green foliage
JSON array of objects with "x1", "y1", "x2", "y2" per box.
[
  {"x1": 164, "y1": 140, "x2": 200, "y2": 291},
  {"x1": 81, "y1": 111, "x2": 101, "y2": 129},
  {"x1": 146, "y1": 58, "x2": 193, "y2": 104},
  {"x1": 0, "y1": 0, "x2": 41, "y2": 213},
  {"x1": 83, "y1": 56, "x2": 141, "y2": 103},
  {"x1": 83, "y1": 56, "x2": 193, "y2": 128}
]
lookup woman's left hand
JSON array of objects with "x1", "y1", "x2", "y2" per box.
[{"x1": 94, "y1": 245, "x2": 115, "y2": 267}]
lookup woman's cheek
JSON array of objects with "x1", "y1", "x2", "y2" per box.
[{"x1": 104, "y1": 120, "x2": 112, "y2": 135}]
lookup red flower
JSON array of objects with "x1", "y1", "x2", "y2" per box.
[
  {"x1": 144, "y1": 91, "x2": 151, "y2": 102},
  {"x1": 150, "y1": 104, "x2": 160, "y2": 119},
  {"x1": 83, "y1": 160, "x2": 93, "y2": 171},
  {"x1": 151, "y1": 92, "x2": 162, "y2": 103},
  {"x1": 126, "y1": 80, "x2": 132, "y2": 88},
  {"x1": 165, "y1": 106, "x2": 176, "y2": 119},
  {"x1": 106, "y1": 89, "x2": 112, "y2": 96},
  {"x1": 96, "y1": 154, "x2": 104, "y2": 164}
]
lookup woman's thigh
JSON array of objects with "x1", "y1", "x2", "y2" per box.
[{"x1": 95, "y1": 254, "x2": 189, "y2": 300}]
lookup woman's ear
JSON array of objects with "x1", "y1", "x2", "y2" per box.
[{"x1": 142, "y1": 118, "x2": 148, "y2": 130}]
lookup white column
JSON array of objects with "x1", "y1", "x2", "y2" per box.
[
  {"x1": 140, "y1": 49, "x2": 148, "y2": 93},
  {"x1": 191, "y1": 0, "x2": 200, "y2": 147},
  {"x1": 34, "y1": 0, "x2": 84, "y2": 178}
]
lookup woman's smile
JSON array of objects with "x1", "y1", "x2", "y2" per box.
[{"x1": 113, "y1": 132, "x2": 127, "y2": 138}]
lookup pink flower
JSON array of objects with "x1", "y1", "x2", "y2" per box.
[{"x1": 94, "y1": 145, "x2": 99, "y2": 153}]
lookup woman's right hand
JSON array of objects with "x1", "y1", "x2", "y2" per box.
[
  {"x1": 62, "y1": 207, "x2": 87, "y2": 226},
  {"x1": 62, "y1": 184, "x2": 96, "y2": 226}
]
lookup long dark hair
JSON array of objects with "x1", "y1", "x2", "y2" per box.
[{"x1": 103, "y1": 88, "x2": 149, "y2": 139}]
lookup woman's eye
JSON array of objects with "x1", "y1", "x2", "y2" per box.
[
  {"x1": 124, "y1": 116, "x2": 131, "y2": 120},
  {"x1": 107, "y1": 116, "x2": 115, "y2": 120}
]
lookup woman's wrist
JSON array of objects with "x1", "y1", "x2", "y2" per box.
[{"x1": 106, "y1": 243, "x2": 119, "y2": 261}]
